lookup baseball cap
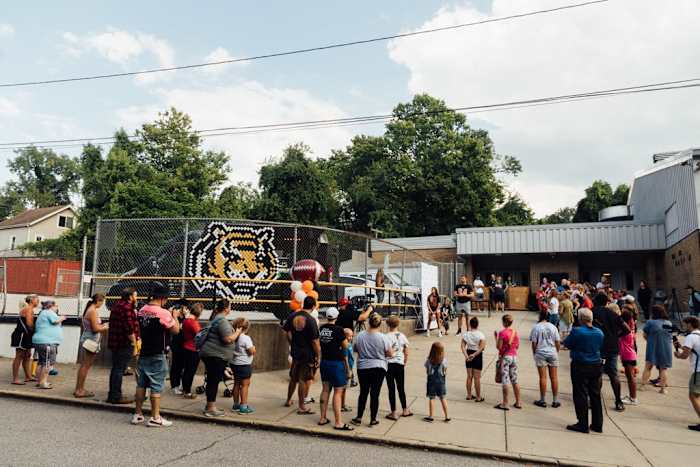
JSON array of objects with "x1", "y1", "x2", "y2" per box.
[
  {"x1": 339, "y1": 297, "x2": 350, "y2": 306},
  {"x1": 325, "y1": 307, "x2": 339, "y2": 320}
]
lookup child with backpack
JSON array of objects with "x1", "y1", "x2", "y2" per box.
[{"x1": 423, "y1": 341, "x2": 450, "y2": 422}]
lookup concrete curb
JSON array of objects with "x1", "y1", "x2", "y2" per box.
[{"x1": 0, "y1": 389, "x2": 614, "y2": 467}]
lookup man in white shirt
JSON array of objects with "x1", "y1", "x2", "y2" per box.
[
  {"x1": 674, "y1": 316, "x2": 700, "y2": 432},
  {"x1": 473, "y1": 275, "x2": 485, "y2": 312}
]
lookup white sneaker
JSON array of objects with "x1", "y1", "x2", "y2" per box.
[
  {"x1": 621, "y1": 396, "x2": 639, "y2": 405},
  {"x1": 130, "y1": 414, "x2": 145, "y2": 425},
  {"x1": 147, "y1": 417, "x2": 173, "y2": 427},
  {"x1": 171, "y1": 387, "x2": 183, "y2": 395},
  {"x1": 438, "y1": 331, "x2": 443, "y2": 338},
  {"x1": 426, "y1": 331, "x2": 431, "y2": 337}
]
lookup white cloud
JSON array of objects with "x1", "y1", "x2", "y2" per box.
[
  {"x1": 62, "y1": 28, "x2": 175, "y2": 84},
  {"x1": 116, "y1": 82, "x2": 354, "y2": 184},
  {"x1": 200, "y1": 47, "x2": 247, "y2": 75},
  {"x1": 0, "y1": 23, "x2": 14, "y2": 37},
  {"x1": 388, "y1": 0, "x2": 700, "y2": 216},
  {"x1": 0, "y1": 97, "x2": 19, "y2": 116}
]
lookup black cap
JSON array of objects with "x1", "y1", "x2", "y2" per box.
[
  {"x1": 149, "y1": 281, "x2": 170, "y2": 300},
  {"x1": 303, "y1": 296, "x2": 317, "y2": 310}
]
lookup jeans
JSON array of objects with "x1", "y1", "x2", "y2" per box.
[
  {"x1": 571, "y1": 361, "x2": 603, "y2": 431},
  {"x1": 386, "y1": 363, "x2": 407, "y2": 411},
  {"x1": 356, "y1": 367, "x2": 386, "y2": 421},
  {"x1": 108, "y1": 346, "x2": 133, "y2": 402},
  {"x1": 601, "y1": 350, "x2": 622, "y2": 403},
  {"x1": 181, "y1": 349, "x2": 200, "y2": 394},
  {"x1": 170, "y1": 346, "x2": 185, "y2": 389},
  {"x1": 201, "y1": 356, "x2": 227, "y2": 403}
]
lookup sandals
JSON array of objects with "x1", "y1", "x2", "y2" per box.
[
  {"x1": 74, "y1": 392, "x2": 95, "y2": 399},
  {"x1": 369, "y1": 420, "x2": 380, "y2": 427},
  {"x1": 37, "y1": 383, "x2": 53, "y2": 390},
  {"x1": 334, "y1": 424, "x2": 354, "y2": 431},
  {"x1": 474, "y1": 397, "x2": 485, "y2": 403},
  {"x1": 297, "y1": 409, "x2": 315, "y2": 415},
  {"x1": 513, "y1": 404, "x2": 523, "y2": 409},
  {"x1": 318, "y1": 419, "x2": 330, "y2": 426},
  {"x1": 11, "y1": 381, "x2": 26, "y2": 386},
  {"x1": 493, "y1": 403, "x2": 509, "y2": 411},
  {"x1": 401, "y1": 412, "x2": 414, "y2": 417},
  {"x1": 465, "y1": 395, "x2": 474, "y2": 401},
  {"x1": 341, "y1": 406, "x2": 352, "y2": 412},
  {"x1": 385, "y1": 414, "x2": 399, "y2": 421},
  {"x1": 423, "y1": 416, "x2": 434, "y2": 422},
  {"x1": 444, "y1": 418, "x2": 451, "y2": 423},
  {"x1": 350, "y1": 418, "x2": 362, "y2": 426}
]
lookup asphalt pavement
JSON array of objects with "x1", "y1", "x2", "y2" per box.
[{"x1": 0, "y1": 398, "x2": 509, "y2": 467}]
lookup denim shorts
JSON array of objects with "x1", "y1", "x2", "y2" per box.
[
  {"x1": 136, "y1": 354, "x2": 167, "y2": 394},
  {"x1": 34, "y1": 344, "x2": 58, "y2": 367},
  {"x1": 320, "y1": 360, "x2": 347, "y2": 388},
  {"x1": 534, "y1": 352, "x2": 559, "y2": 368},
  {"x1": 231, "y1": 364, "x2": 253, "y2": 381}
]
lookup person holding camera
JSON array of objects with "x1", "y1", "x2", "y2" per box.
[
  {"x1": 673, "y1": 316, "x2": 700, "y2": 431},
  {"x1": 335, "y1": 297, "x2": 371, "y2": 332}
]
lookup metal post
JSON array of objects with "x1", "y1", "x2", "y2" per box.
[
  {"x1": 91, "y1": 218, "x2": 101, "y2": 296},
  {"x1": 180, "y1": 220, "x2": 190, "y2": 298},
  {"x1": 401, "y1": 250, "x2": 406, "y2": 289},
  {"x1": 292, "y1": 227, "x2": 298, "y2": 266},
  {"x1": 1, "y1": 258, "x2": 6, "y2": 316},
  {"x1": 364, "y1": 238, "x2": 369, "y2": 301},
  {"x1": 78, "y1": 236, "x2": 88, "y2": 316}
]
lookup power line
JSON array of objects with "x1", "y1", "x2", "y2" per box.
[
  {"x1": 1, "y1": 74, "x2": 699, "y2": 151},
  {"x1": 0, "y1": 1, "x2": 609, "y2": 89}
]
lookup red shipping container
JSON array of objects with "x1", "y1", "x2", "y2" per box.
[{"x1": 4, "y1": 258, "x2": 81, "y2": 296}]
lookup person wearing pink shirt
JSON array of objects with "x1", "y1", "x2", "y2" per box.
[
  {"x1": 619, "y1": 305, "x2": 638, "y2": 405},
  {"x1": 494, "y1": 314, "x2": 522, "y2": 410}
]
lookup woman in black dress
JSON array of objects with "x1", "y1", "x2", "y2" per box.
[
  {"x1": 637, "y1": 280, "x2": 652, "y2": 321},
  {"x1": 426, "y1": 287, "x2": 442, "y2": 337}
]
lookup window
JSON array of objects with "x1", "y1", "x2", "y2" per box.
[
  {"x1": 10, "y1": 236, "x2": 16, "y2": 250},
  {"x1": 36, "y1": 235, "x2": 43, "y2": 242},
  {"x1": 58, "y1": 215, "x2": 74, "y2": 228}
]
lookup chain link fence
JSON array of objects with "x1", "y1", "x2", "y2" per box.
[{"x1": 91, "y1": 218, "x2": 450, "y2": 321}]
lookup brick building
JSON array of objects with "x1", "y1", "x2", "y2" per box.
[{"x1": 372, "y1": 147, "x2": 700, "y2": 312}]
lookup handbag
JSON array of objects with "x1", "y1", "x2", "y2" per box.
[{"x1": 82, "y1": 338, "x2": 99, "y2": 353}]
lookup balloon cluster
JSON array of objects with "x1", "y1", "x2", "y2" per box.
[{"x1": 289, "y1": 280, "x2": 318, "y2": 311}]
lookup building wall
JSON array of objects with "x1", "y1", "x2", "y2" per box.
[
  {"x1": 0, "y1": 226, "x2": 28, "y2": 256},
  {"x1": 664, "y1": 230, "x2": 700, "y2": 312},
  {"x1": 529, "y1": 254, "x2": 579, "y2": 290},
  {"x1": 28, "y1": 212, "x2": 76, "y2": 242},
  {"x1": 371, "y1": 247, "x2": 458, "y2": 264}
]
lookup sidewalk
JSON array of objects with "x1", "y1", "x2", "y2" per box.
[{"x1": 1, "y1": 311, "x2": 697, "y2": 466}]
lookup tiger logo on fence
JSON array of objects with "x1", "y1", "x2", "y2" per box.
[{"x1": 187, "y1": 223, "x2": 279, "y2": 302}]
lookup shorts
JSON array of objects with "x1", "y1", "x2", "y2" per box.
[
  {"x1": 501, "y1": 355, "x2": 518, "y2": 385},
  {"x1": 602, "y1": 351, "x2": 619, "y2": 377},
  {"x1": 559, "y1": 321, "x2": 572, "y2": 333},
  {"x1": 475, "y1": 293, "x2": 484, "y2": 301},
  {"x1": 320, "y1": 360, "x2": 347, "y2": 388},
  {"x1": 690, "y1": 372, "x2": 700, "y2": 395},
  {"x1": 548, "y1": 314, "x2": 560, "y2": 328},
  {"x1": 493, "y1": 291, "x2": 506, "y2": 303},
  {"x1": 136, "y1": 354, "x2": 168, "y2": 394},
  {"x1": 465, "y1": 349, "x2": 483, "y2": 370},
  {"x1": 427, "y1": 379, "x2": 447, "y2": 399},
  {"x1": 231, "y1": 364, "x2": 253, "y2": 381},
  {"x1": 622, "y1": 360, "x2": 637, "y2": 368},
  {"x1": 34, "y1": 344, "x2": 58, "y2": 367},
  {"x1": 534, "y1": 352, "x2": 559, "y2": 368},
  {"x1": 289, "y1": 360, "x2": 316, "y2": 383},
  {"x1": 455, "y1": 302, "x2": 471, "y2": 314}
]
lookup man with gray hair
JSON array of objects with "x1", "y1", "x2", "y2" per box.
[{"x1": 563, "y1": 308, "x2": 604, "y2": 433}]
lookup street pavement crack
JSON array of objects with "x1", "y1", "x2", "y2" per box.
[{"x1": 156, "y1": 430, "x2": 242, "y2": 466}]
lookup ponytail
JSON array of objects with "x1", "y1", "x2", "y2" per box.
[{"x1": 83, "y1": 293, "x2": 105, "y2": 316}]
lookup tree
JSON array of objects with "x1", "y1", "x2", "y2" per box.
[
  {"x1": 572, "y1": 180, "x2": 629, "y2": 223},
  {"x1": 329, "y1": 94, "x2": 520, "y2": 235},
  {"x1": 253, "y1": 143, "x2": 338, "y2": 225},
  {"x1": 215, "y1": 182, "x2": 259, "y2": 219},
  {"x1": 0, "y1": 187, "x2": 25, "y2": 220},
  {"x1": 494, "y1": 194, "x2": 535, "y2": 226},
  {"x1": 540, "y1": 207, "x2": 576, "y2": 224},
  {"x1": 5, "y1": 147, "x2": 79, "y2": 208}
]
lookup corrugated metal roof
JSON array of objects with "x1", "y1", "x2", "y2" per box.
[
  {"x1": 372, "y1": 235, "x2": 456, "y2": 252},
  {"x1": 456, "y1": 221, "x2": 665, "y2": 255}
]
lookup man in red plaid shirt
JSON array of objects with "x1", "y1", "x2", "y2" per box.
[{"x1": 107, "y1": 287, "x2": 140, "y2": 404}]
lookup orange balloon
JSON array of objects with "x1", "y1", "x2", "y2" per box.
[
  {"x1": 302, "y1": 280, "x2": 314, "y2": 293},
  {"x1": 308, "y1": 290, "x2": 319, "y2": 300},
  {"x1": 290, "y1": 300, "x2": 301, "y2": 311}
]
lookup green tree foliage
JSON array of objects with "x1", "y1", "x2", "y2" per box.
[
  {"x1": 215, "y1": 182, "x2": 259, "y2": 219},
  {"x1": 253, "y1": 143, "x2": 339, "y2": 225},
  {"x1": 494, "y1": 194, "x2": 535, "y2": 226},
  {"x1": 572, "y1": 180, "x2": 629, "y2": 223},
  {"x1": 5, "y1": 147, "x2": 79, "y2": 209},
  {"x1": 0, "y1": 187, "x2": 25, "y2": 220},
  {"x1": 540, "y1": 207, "x2": 576, "y2": 224},
  {"x1": 330, "y1": 94, "x2": 520, "y2": 236}
]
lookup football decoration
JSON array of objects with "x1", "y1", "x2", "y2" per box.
[{"x1": 291, "y1": 259, "x2": 325, "y2": 282}]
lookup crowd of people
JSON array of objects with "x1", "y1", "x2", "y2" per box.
[{"x1": 6, "y1": 276, "x2": 700, "y2": 434}]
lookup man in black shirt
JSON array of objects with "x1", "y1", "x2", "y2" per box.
[
  {"x1": 336, "y1": 297, "x2": 371, "y2": 332},
  {"x1": 283, "y1": 296, "x2": 321, "y2": 414},
  {"x1": 454, "y1": 276, "x2": 473, "y2": 334},
  {"x1": 318, "y1": 307, "x2": 352, "y2": 430},
  {"x1": 592, "y1": 292, "x2": 630, "y2": 411}
]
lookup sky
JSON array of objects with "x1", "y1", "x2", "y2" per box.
[{"x1": 1, "y1": 0, "x2": 699, "y2": 217}]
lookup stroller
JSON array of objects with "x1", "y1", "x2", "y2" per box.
[{"x1": 195, "y1": 366, "x2": 236, "y2": 398}]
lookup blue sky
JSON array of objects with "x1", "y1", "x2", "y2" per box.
[{"x1": 1, "y1": 0, "x2": 699, "y2": 217}]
